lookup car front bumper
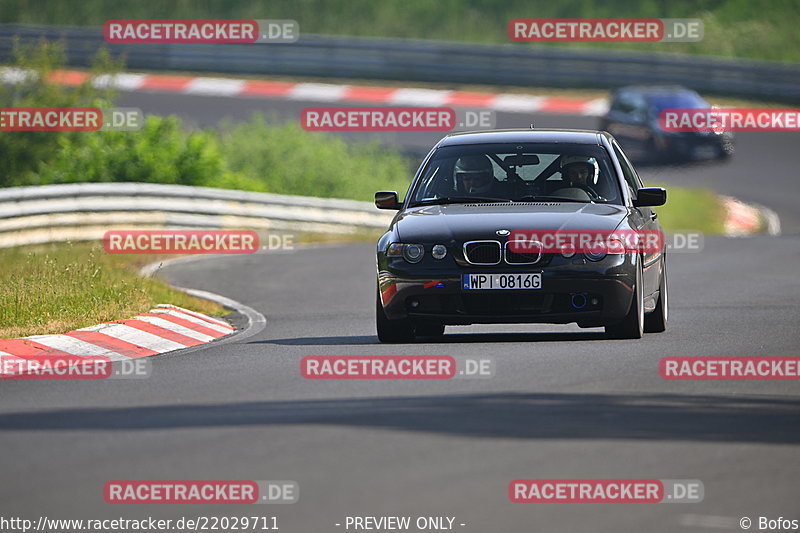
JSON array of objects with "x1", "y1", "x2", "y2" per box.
[{"x1": 378, "y1": 255, "x2": 636, "y2": 327}]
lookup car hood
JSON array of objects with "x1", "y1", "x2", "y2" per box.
[{"x1": 394, "y1": 203, "x2": 629, "y2": 243}]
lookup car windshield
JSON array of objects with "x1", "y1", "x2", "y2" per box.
[
  {"x1": 408, "y1": 142, "x2": 623, "y2": 206},
  {"x1": 647, "y1": 92, "x2": 709, "y2": 114}
]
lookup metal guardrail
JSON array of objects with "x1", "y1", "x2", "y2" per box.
[
  {"x1": 1, "y1": 24, "x2": 799, "y2": 102},
  {"x1": 0, "y1": 183, "x2": 393, "y2": 248}
]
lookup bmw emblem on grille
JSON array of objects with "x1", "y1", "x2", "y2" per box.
[{"x1": 496, "y1": 229, "x2": 510, "y2": 237}]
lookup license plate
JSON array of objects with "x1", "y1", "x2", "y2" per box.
[{"x1": 462, "y1": 273, "x2": 542, "y2": 290}]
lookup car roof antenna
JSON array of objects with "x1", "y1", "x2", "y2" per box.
[{"x1": 529, "y1": 122, "x2": 535, "y2": 129}]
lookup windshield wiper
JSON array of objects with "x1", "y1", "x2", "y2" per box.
[
  {"x1": 413, "y1": 196, "x2": 513, "y2": 206},
  {"x1": 514, "y1": 195, "x2": 593, "y2": 204}
]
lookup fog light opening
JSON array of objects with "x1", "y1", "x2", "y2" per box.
[{"x1": 571, "y1": 293, "x2": 588, "y2": 309}]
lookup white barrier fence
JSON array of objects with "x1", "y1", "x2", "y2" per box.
[{"x1": 0, "y1": 183, "x2": 394, "y2": 248}]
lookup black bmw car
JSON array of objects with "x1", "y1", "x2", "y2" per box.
[
  {"x1": 600, "y1": 85, "x2": 734, "y2": 161},
  {"x1": 375, "y1": 129, "x2": 668, "y2": 342}
]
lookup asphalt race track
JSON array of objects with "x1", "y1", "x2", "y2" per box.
[{"x1": 1, "y1": 90, "x2": 799, "y2": 532}]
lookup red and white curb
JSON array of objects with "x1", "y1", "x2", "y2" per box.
[
  {"x1": 0, "y1": 304, "x2": 234, "y2": 377},
  {"x1": 722, "y1": 195, "x2": 780, "y2": 236},
  {"x1": 0, "y1": 67, "x2": 608, "y2": 116}
]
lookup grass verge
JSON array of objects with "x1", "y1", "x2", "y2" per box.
[
  {"x1": 0, "y1": 242, "x2": 225, "y2": 338},
  {"x1": 655, "y1": 185, "x2": 726, "y2": 234}
]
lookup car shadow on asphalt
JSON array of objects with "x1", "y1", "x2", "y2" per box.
[
  {"x1": 250, "y1": 331, "x2": 609, "y2": 345},
  {"x1": 2, "y1": 392, "x2": 798, "y2": 444}
]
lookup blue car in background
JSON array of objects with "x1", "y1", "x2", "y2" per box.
[{"x1": 599, "y1": 85, "x2": 735, "y2": 162}]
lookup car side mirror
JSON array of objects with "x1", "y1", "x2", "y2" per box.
[
  {"x1": 633, "y1": 187, "x2": 667, "y2": 207},
  {"x1": 375, "y1": 191, "x2": 402, "y2": 210}
]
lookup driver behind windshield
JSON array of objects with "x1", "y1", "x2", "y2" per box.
[{"x1": 454, "y1": 155, "x2": 499, "y2": 196}]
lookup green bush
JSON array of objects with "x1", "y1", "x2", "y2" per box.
[
  {"x1": 0, "y1": 41, "x2": 119, "y2": 186},
  {"x1": 36, "y1": 116, "x2": 229, "y2": 186},
  {"x1": 218, "y1": 115, "x2": 413, "y2": 200},
  {"x1": 34, "y1": 113, "x2": 415, "y2": 200},
  {"x1": 2, "y1": 42, "x2": 414, "y2": 201}
]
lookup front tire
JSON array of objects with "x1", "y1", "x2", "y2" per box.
[
  {"x1": 605, "y1": 260, "x2": 644, "y2": 339},
  {"x1": 644, "y1": 256, "x2": 668, "y2": 333},
  {"x1": 376, "y1": 291, "x2": 415, "y2": 343}
]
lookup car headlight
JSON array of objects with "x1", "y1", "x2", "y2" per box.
[
  {"x1": 431, "y1": 244, "x2": 447, "y2": 260},
  {"x1": 386, "y1": 243, "x2": 425, "y2": 263},
  {"x1": 403, "y1": 244, "x2": 425, "y2": 263},
  {"x1": 560, "y1": 245, "x2": 576, "y2": 259}
]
